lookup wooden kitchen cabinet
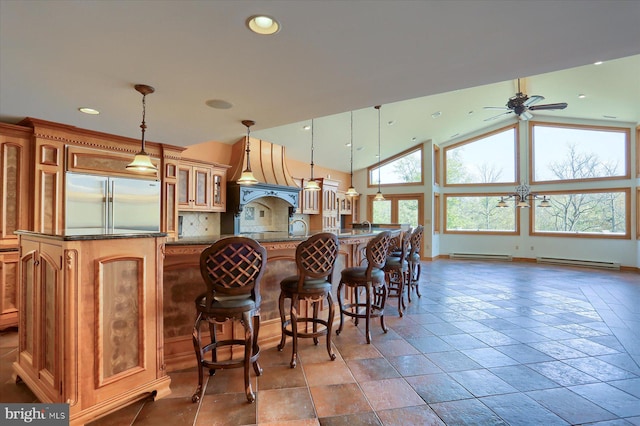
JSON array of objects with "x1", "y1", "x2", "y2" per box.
[
  {"x1": 0, "y1": 249, "x2": 19, "y2": 329},
  {"x1": 308, "y1": 178, "x2": 340, "y2": 232},
  {"x1": 14, "y1": 232, "x2": 171, "y2": 426},
  {"x1": 1, "y1": 123, "x2": 31, "y2": 245},
  {"x1": 33, "y1": 138, "x2": 65, "y2": 235},
  {"x1": 178, "y1": 160, "x2": 228, "y2": 212},
  {"x1": 337, "y1": 190, "x2": 353, "y2": 215},
  {"x1": 301, "y1": 178, "x2": 320, "y2": 214}
]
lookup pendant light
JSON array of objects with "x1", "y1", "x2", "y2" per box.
[
  {"x1": 126, "y1": 84, "x2": 158, "y2": 173},
  {"x1": 304, "y1": 119, "x2": 321, "y2": 191},
  {"x1": 237, "y1": 120, "x2": 258, "y2": 185},
  {"x1": 345, "y1": 111, "x2": 359, "y2": 197},
  {"x1": 373, "y1": 105, "x2": 385, "y2": 201}
]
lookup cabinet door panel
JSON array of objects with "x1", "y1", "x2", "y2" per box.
[
  {"x1": 177, "y1": 168, "x2": 190, "y2": 207},
  {"x1": 193, "y1": 167, "x2": 210, "y2": 208}
]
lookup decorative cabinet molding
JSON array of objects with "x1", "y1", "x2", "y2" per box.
[
  {"x1": 14, "y1": 233, "x2": 171, "y2": 425},
  {"x1": 0, "y1": 250, "x2": 19, "y2": 329}
]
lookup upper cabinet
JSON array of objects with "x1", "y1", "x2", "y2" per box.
[
  {"x1": 301, "y1": 178, "x2": 320, "y2": 215},
  {"x1": 0, "y1": 123, "x2": 31, "y2": 245},
  {"x1": 308, "y1": 178, "x2": 340, "y2": 232},
  {"x1": 178, "y1": 159, "x2": 229, "y2": 212}
]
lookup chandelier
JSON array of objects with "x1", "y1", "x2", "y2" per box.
[{"x1": 497, "y1": 183, "x2": 550, "y2": 208}]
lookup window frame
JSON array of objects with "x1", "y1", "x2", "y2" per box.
[
  {"x1": 529, "y1": 122, "x2": 631, "y2": 185},
  {"x1": 433, "y1": 192, "x2": 441, "y2": 234},
  {"x1": 443, "y1": 192, "x2": 521, "y2": 236},
  {"x1": 366, "y1": 193, "x2": 424, "y2": 228},
  {"x1": 433, "y1": 144, "x2": 440, "y2": 186},
  {"x1": 443, "y1": 124, "x2": 519, "y2": 187},
  {"x1": 367, "y1": 144, "x2": 424, "y2": 188},
  {"x1": 529, "y1": 187, "x2": 631, "y2": 239}
]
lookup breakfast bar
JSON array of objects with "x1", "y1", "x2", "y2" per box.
[{"x1": 162, "y1": 229, "x2": 391, "y2": 371}]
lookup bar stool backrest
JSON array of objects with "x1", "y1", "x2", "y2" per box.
[
  {"x1": 409, "y1": 225, "x2": 424, "y2": 258},
  {"x1": 199, "y1": 236, "x2": 267, "y2": 308},
  {"x1": 366, "y1": 231, "x2": 391, "y2": 279},
  {"x1": 294, "y1": 232, "x2": 339, "y2": 289}
]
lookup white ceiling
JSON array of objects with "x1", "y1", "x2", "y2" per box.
[{"x1": 1, "y1": 1, "x2": 639, "y2": 172}]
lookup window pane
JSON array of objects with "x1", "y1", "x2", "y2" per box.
[
  {"x1": 370, "y1": 149, "x2": 422, "y2": 185},
  {"x1": 445, "y1": 127, "x2": 516, "y2": 184},
  {"x1": 372, "y1": 199, "x2": 391, "y2": 223},
  {"x1": 446, "y1": 196, "x2": 516, "y2": 232},
  {"x1": 534, "y1": 191, "x2": 627, "y2": 235},
  {"x1": 398, "y1": 199, "x2": 419, "y2": 227},
  {"x1": 532, "y1": 125, "x2": 627, "y2": 182}
]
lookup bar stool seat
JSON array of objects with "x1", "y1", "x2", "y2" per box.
[
  {"x1": 191, "y1": 237, "x2": 267, "y2": 404},
  {"x1": 336, "y1": 231, "x2": 391, "y2": 344},
  {"x1": 278, "y1": 233, "x2": 339, "y2": 368}
]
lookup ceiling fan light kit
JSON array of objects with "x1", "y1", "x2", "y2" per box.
[{"x1": 484, "y1": 78, "x2": 568, "y2": 122}]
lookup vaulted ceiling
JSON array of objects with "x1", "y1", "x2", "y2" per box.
[{"x1": 1, "y1": 1, "x2": 639, "y2": 172}]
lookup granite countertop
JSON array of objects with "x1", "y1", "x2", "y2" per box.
[
  {"x1": 166, "y1": 229, "x2": 393, "y2": 245},
  {"x1": 15, "y1": 229, "x2": 167, "y2": 241}
]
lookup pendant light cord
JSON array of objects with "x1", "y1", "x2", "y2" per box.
[
  {"x1": 140, "y1": 92, "x2": 147, "y2": 153},
  {"x1": 310, "y1": 119, "x2": 315, "y2": 180},
  {"x1": 377, "y1": 106, "x2": 381, "y2": 193},
  {"x1": 350, "y1": 111, "x2": 354, "y2": 186}
]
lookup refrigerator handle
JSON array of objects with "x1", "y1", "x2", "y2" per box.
[
  {"x1": 104, "y1": 180, "x2": 110, "y2": 233},
  {"x1": 110, "y1": 180, "x2": 115, "y2": 233}
]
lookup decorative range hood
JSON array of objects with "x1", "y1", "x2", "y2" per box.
[{"x1": 221, "y1": 137, "x2": 301, "y2": 234}]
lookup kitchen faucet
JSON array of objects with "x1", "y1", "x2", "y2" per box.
[
  {"x1": 290, "y1": 218, "x2": 309, "y2": 237},
  {"x1": 362, "y1": 220, "x2": 372, "y2": 233}
]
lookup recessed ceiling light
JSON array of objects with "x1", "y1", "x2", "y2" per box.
[
  {"x1": 387, "y1": 120, "x2": 395, "y2": 126},
  {"x1": 78, "y1": 107, "x2": 99, "y2": 115},
  {"x1": 205, "y1": 99, "x2": 233, "y2": 109},
  {"x1": 431, "y1": 111, "x2": 441, "y2": 119},
  {"x1": 467, "y1": 110, "x2": 474, "y2": 115},
  {"x1": 602, "y1": 115, "x2": 617, "y2": 119},
  {"x1": 356, "y1": 147, "x2": 364, "y2": 151},
  {"x1": 594, "y1": 61, "x2": 603, "y2": 65},
  {"x1": 302, "y1": 125, "x2": 311, "y2": 131},
  {"x1": 411, "y1": 137, "x2": 417, "y2": 142},
  {"x1": 450, "y1": 133, "x2": 460, "y2": 139},
  {"x1": 578, "y1": 94, "x2": 586, "y2": 99},
  {"x1": 345, "y1": 142, "x2": 352, "y2": 147},
  {"x1": 246, "y1": 15, "x2": 280, "y2": 35}
]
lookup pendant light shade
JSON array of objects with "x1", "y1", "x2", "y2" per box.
[
  {"x1": 373, "y1": 105, "x2": 385, "y2": 201},
  {"x1": 304, "y1": 119, "x2": 321, "y2": 191},
  {"x1": 237, "y1": 119, "x2": 259, "y2": 185},
  {"x1": 126, "y1": 84, "x2": 158, "y2": 173},
  {"x1": 345, "y1": 111, "x2": 359, "y2": 197}
]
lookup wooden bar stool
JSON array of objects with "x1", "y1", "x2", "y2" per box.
[
  {"x1": 407, "y1": 225, "x2": 424, "y2": 301},
  {"x1": 336, "y1": 231, "x2": 391, "y2": 344},
  {"x1": 278, "y1": 233, "x2": 339, "y2": 368},
  {"x1": 384, "y1": 230, "x2": 410, "y2": 317},
  {"x1": 191, "y1": 237, "x2": 267, "y2": 403}
]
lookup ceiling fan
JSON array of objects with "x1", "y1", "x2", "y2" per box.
[{"x1": 484, "y1": 79, "x2": 568, "y2": 121}]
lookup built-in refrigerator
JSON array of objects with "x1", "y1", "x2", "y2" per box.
[{"x1": 65, "y1": 173, "x2": 161, "y2": 233}]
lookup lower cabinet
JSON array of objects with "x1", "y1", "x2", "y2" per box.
[
  {"x1": 13, "y1": 233, "x2": 171, "y2": 426},
  {"x1": 0, "y1": 249, "x2": 19, "y2": 329}
]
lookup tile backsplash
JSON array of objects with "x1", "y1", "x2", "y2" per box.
[{"x1": 179, "y1": 212, "x2": 220, "y2": 237}]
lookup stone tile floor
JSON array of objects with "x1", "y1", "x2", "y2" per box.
[{"x1": 1, "y1": 260, "x2": 639, "y2": 425}]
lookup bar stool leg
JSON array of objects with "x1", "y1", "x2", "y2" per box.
[
  {"x1": 289, "y1": 294, "x2": 299, "y2": 368},
  {"x1": 242, "y1": 311, "x2": 255, "y2": 402},
  {"x1": 252, "y1": 312, "x2": 263, "y2": 376},
  {"x1": 325, "y1": 292, "x2": 336, "y2": 361},
  {"x1": 277, "y1": 292, "x2": 287, "y2": 351},
  {"x1": 365, "y1": 282, "x2": 372, "y2": 344},
  {"x1": 191, "y1": 313, "x2": 204, "y2": 403},
  {"x1": 336, "y1": 281, "x2": 345, "y2": 336}
]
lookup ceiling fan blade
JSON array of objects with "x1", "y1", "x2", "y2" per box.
[
  {"x1": 484, "y1": 111, "x2": 513, "y2": 121},
  {"x1": 520, "y1": 110, "x2": 534, "y2": 120},
  {"x1": 483, "y1": 106, "x2": 510, "y2": 110},
  {"x1": 529, "y1": 102, "x2": 568, "y2": 111},
  {"x1": 524, "y1": 95, "x2": 544, "y2": 107}
]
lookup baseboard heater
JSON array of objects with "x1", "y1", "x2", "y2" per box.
[
  {"x1": 536, "y1": 257, "x2": 620, "y2": 270},
  {"x1": 450, "y1": 253, "x2": 512, "y2": 261}
]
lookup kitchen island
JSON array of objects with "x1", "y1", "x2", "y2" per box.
[
  {"x1": 13, "y1": 230, "x2": 171, "y2": 426},
  {"x1": 163, "y1": 229, "x2": 392, "y2": 371}
]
